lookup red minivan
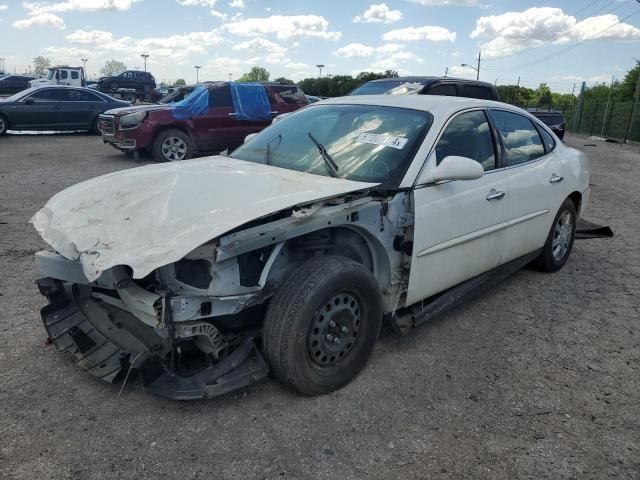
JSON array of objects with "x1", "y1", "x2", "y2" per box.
[{"x1": 100, "y1": 82, "x2": 309, "y2": 162}]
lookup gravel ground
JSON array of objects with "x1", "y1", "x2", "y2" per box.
[{"x1": 0, "y1": 133, "x2": 638, "y2": 480}]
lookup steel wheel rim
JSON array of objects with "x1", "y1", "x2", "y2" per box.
[
  {"x1": 307, "y1": 291, "x2": 362, "y2": 367},
  {"x1": 95, "y1": 119, "x2": 102, "y2": 134},
  {"x1": 552, "y1": 210, "x2": 572, "y2": 261},
  {"x1": 161, "y1": 137, "x2": 187, "y2": 161},
  {"x1": 0, "y1": 117, "x2": 5, "y2": 134}
]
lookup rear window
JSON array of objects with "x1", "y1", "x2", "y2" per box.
[
  {"x1": 71, "y1": 71, "x2": 79, "y2": 79},
  {"x1": 208, "y1": 84, "x2": 233, "y2": 108},
  {"x1": 349, "y1": 80, "x2": 408, "y2": 95},
  {"x1": 426, "y1": 84, "x2": 457, "y2": 96},
  {"x1": 534, "y1": 114, "x2": 565, "y2": 127},
  {"x1": 271, "y1": 85, "x2": 308, "y2": 105}
]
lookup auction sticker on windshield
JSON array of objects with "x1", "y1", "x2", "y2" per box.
[{"x1": 356, "y1": 133, "x2": 409, "y2": 150}]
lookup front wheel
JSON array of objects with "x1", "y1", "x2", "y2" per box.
[
  {"x1": 92, "y1": 116, "x2": 102, "y2": 135},
  {"x1": 262, "y1": 256, "x2": 383, "y2": 396},
  {"x1": 152, "y1": 129, "x2": 193, "y2": 162},
  {"x1": 534, "y1": 198, "x2": 577, "y2": 272},
  {"x1": 110, "y1": 82, "x2": 118, "y2": 91}
]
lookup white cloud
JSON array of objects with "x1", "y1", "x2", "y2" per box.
[
  {"x1": 177, "y1": 0, "x2": 216, "y2": 5},
  {"x1": 210, "y1": 9, "x2": 226, "y2": 19},
  {"x1": 471, "y1": 8, "x2": 640, "y2": 58},
  {"x1": 383, "y1": 25, "x2": 456, "y2": 42},
  {"x1": 23, "y1": 0, "x2": 141, "y2": 14},
  {"x1": 333, "y1": 43, "x2": 375, "y2": 58},
  {"x1": 375, "y1": 43, "x2": 404, "y2": 55},
  {"x1": 229, "y1": 0, "x2": 244, "y2": 8},
  {"x1": 13, "y1": 12, "x2": 65, "y2": 29},
  {"x1": 406, "y1": 0, "x2": 478, "y2": 5},
  {"x1": 446, "y1": 65, "x2": 477, "y2": 78},
  {"x1": 233, "y1": 37, "x2": 286, "y2": 54},
  {"x1": 354, "y1": 3, "x2": 402, "y2": 24},
  {"x1": 225, "y1": 15, "x2": 342, "y2": 41},
  {"x1": 66, "y1": 29, "x2": 113, "y2": 43},
  {"x1": 42, "y1": 46, "x2": 93, "y2": 63},
  {"x1": 0, "y1": 4, "x2": 8, "y2": 10}
]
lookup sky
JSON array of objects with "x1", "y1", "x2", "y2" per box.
[{"x1": 0, "y1": 0, "x2": 639, "y2": 93}]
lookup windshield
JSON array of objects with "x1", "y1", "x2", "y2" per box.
[
  {"x1": 158, "y1": 87, "x2": 194, "y2": 104},
  {"x1": 350, "y1": 80, "x2": 421, "y2": 96},
  {"x1": 230, "y1": 104, "x2": 432, "y2": 187},
  {"x1": 46, "y1": 70, "x2": 55, "y2": 80}
]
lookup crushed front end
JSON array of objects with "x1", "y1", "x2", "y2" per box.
[{"x1": 35, "y1": 251, "x2": 269, "y2": 400}]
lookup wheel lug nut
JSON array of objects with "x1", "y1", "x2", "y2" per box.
[
  {"x1": 333, "y1": 337, "x2": 341, "y2": 344},
  {"x1": 341, "y1": 326, "x2": 349, "y2": 333},
  {"x1": 326, "y1": 334, "x2": 334, "y2": 341},
  {"x1": 329, "y1": 320, "x2": 336, "y2": 327}
]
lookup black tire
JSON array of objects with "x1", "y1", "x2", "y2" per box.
[
  {"x1": 262, "y1": 255, "x2": 383, "y2": 396},
  {"x1": 92, "y1": 116, "x2": 102, "y2": 135},
  {"x1": 110, "y1": 82, "x2": 119, "y2": 91},
  {"x1": 534, "y1": 198, "x2": 577, "y2": 272},
  {"x1": 152, "y1": 128, "x2": 193, "y2": 162},
  {"x1": 0, "y1": 114, "x2": 8, "y2": 135}
]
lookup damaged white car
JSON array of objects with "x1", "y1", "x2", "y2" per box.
[{"x1": 32, "y1": 96, "x2": 590, "y2": 400}]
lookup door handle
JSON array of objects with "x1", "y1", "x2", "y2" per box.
[
  {"x1": 486, "y1": 189, "x2": 506, "y2": 201},
  {"x1": 549, "y1": 174, "x2": 564, "y2": 184}
]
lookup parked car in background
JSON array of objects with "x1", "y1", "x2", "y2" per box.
[
  {"x1": 32, "y1": 95, "x2": 589, "y2": 400},
  {"x1": 0, "y1": 85, "x2": 130, "y2": 135},
  {"x1": 0, "y1": 75, "x2": 36, "y2": 95},
  {"x1": 30, "y1": 67, "x2": 86, "y2": 88},
  {"x1": 528, "y1": 109, "x2": 566, "y2": 140},
  {"x1": 349, "y1": 76, "x2": 500, "y2": 101},
  {"x1": 306, "y1": 95, "x2": 328, "y2": 103},
  {"x1": 100, "y1": 81, "x2": 309, "y2": 162},
  {"x1": 97, "y1": 70, "x2": 156, "y2": 93}
]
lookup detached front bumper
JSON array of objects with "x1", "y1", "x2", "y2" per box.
[{"x1": 36, "y1": 278, "x2": 269, "y2": 400}]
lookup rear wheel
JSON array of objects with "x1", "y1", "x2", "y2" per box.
[
  {"x1": 152, "y1": 129, "x2": 193, "y2": 162},
  {"x1": 262, "y1": 256, "x2": 383, "y2": 396},
  {"x1": 110, "y1": 82, "x2": 118, "y2": 91},
  {"x1": 534, "y1": 198, "x2": 577, "y2": 272},
  {"x1": 92, "y1": 116, "x2": 102, "y2": 135},
  {"x1": 0, "y1": 114, "x2": 8, "y2": 135}
]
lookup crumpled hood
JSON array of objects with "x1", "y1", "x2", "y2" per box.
[
  {"x1": 104, "y1": 104, "x2": 170, "y2": 116},
  {"x1": 31, "y1": 156, "x2": 377, "y2": 282}
]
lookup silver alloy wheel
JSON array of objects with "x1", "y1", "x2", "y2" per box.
[
  {"x1": 94, "y1": 118, "x2": 102, "y2": 134},
  {"x1": 552, "y1": 210, "x2": 573, "y2": 261},
  {"x1": 161, "y1": 136, "x2": 188, "y2": 161},
  {"x1": 0, "y1": 117, "x2": 6, "y2": 134}
]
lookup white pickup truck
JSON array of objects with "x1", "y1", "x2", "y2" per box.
[{"x1": 30, "y1": 67, "x2": 86, "y2": 88}]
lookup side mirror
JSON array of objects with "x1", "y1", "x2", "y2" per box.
[
  {"x1": 244, "y1": 133, "x2": 258, "y2": 144},
  {"x1": 418, "y1": 155, "x2": 484, "y2": 184},
  {"x1": 24, "y1": 98, "x2": 35, "y2": 105}
]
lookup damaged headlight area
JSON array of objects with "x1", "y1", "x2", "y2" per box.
[
  {"x1": 35, "y1": 250, "x2": 273, "y2": 400},
  {"x1": 119, "y1": 111, "x2": 147, "y2": 129}
]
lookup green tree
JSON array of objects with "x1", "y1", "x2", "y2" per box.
[
  {"x1": 616, "y1": 62, "x2": 639, "y2": 100},
  {"x1": 238, "y1": 66, "x2": 270, "y2": 82},
  {"x1": 100, "y1": 60, "x2": 127, "y2": 77},
  {"x1": 32, "y1": 56, "x2": 51, "y2": 76},
  {"x1": 175, "y1": 78, "x2": 186, "y2": 86},
  {"x1": 536, "y1": 83, "x2": 553, "y2": 107},
  {"x1": 273, "y1": 77, "x2": 294, "y2": 84}
]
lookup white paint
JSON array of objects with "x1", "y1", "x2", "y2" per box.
[{"x1": 31, "y1": 156, "x2": 377, "y2": 282}]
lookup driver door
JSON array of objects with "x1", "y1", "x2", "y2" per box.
[{"x1": 406, "y1": 109, "x2": 510, "y2": 306}]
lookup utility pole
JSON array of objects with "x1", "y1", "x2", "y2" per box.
[
  {"x1": 444, "y1": 67, "x2": 448, "y2": 78},
  {"x1": 600, "y1": 75, "x2": 615, "y2": 138},
  {"x1": 623, "y1": 72, "x2": 640, "y2": 143},
  {"x1": 573, "y1": 82, "x2": 587, "y2": 133},
  {"x1": 194, "y1": 65, "x2": 201, "y2": 83},
  {"x1": 316, "y1": 64, "x2": 325, "y2": 78},
  {"x1": 140, "y1": 54, "x2": 149, "y2": 72},
  {"x1": 476, "y1": 50, "x2": 481, "y2": 81},
  {"x1": 511, "y1": 76, "x2": 520, "y2": 105},
  {"x1": 229, "y1": 73, "x2": 232, "y2": 81}
]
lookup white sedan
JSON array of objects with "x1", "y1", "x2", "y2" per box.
[{"x1": 32, "y1": 95, "x2": 589, "y2": 399}]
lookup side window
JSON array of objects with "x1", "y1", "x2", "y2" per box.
[
  {"x1": 71, "y1": 71, "x2": 79, "y2": 80},
  {"x1": 435, "y1": 110, "x2": 496, "y2": 171},
  {"x1": 271, "y1": 85, "x2": 308, "y2": 104},
  {"x1": 539, "y1": 127, "x2": 556, "y2": 152},
  {"x1": 208, "y1": 84, "x2": 233, "y2": 108},
  {"x1": 28, "y1": 89, "x2": 59, "y2": 101},
  {"x1": 69, "y1": 89, "x2": 103, "y2": 101},
  {"x1": 464, "y1": 85, "x2": 493, "y2": 100},
  {"x1": 59, "y1": 71, "x2": 68, "y2": 80},
  {"x1": 426, "y1": 84, "x2": 457, "y2": 96},
  {"x1": 491, "y1": 110, "x2": 545, "y2": 165}
]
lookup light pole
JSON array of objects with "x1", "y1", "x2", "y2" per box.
[
  {"x1": 195, "y1": 65, "x2": 201, "y2": 83},
  {"x1": 229, "y1": 73, "x2": 232, "y2": 81},
  {"x1": 316, "y1": 64, "x2": 325, "y2": 78},
  {"x1": 461, "y1": 51, "x2": 481, "y2": 80},
  {"x1": 140, "y1": 54, "x2": 149, "y2": 72},
  {"x1": 80, "y1": 58, "x2": 88, "y2": 70}
]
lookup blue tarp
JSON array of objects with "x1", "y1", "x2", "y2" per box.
[
  {"x1": 230, "y1": 82, "x2": 272, "y2": 121},
  {"x1": 171, "y1": 85, "x2": 209, "y2": 120}
]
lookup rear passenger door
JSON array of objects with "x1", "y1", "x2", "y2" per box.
[
  {"x1": 192, "y1": 84, "x2": 239, "y2": 151},
  {"x1": 489, "y1": 109, "x2": 568, "y2": 263}
]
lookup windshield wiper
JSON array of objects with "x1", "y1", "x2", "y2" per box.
[
  {"x1": 308, "y1": 132, "x2": 339, "y2": 178},
  {"x1": 264, "y1": 133, "x2": 282, "y2": 166}
]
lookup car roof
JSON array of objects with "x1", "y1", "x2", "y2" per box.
[
  {"x1": 364, "y1": 76, "x2": 495, "y2": 87},
  {"x1": 317, "y1": 94, "x2": 526, "y2": 119}
]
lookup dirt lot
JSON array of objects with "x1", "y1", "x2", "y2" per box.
[{"x1": 0, "y1": 133, "x2": 638, "y2": 480}]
